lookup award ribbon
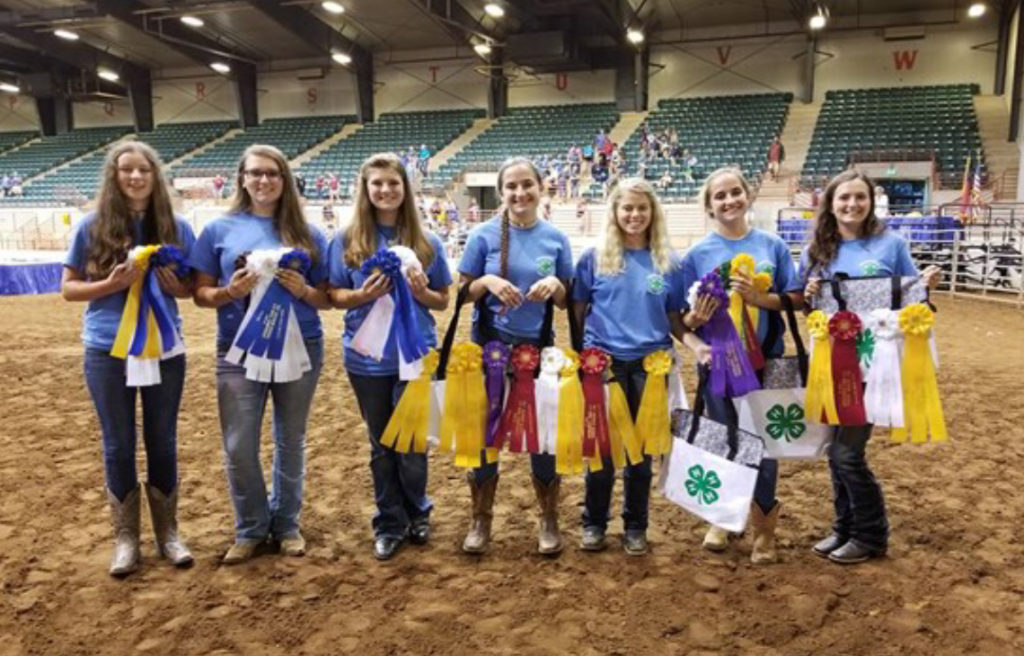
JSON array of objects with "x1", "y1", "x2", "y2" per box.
[
  {"x1": 482, "y1": 341, "x2": 510, "y2": 448},
  {"x1": 438, "y1": 343, "x2": 494, "y2": 467},
  {"x1": 862, "y1": 309, "x2": 905, "y2": 428},
  {"x1": 829, "y1": 310, "x2": 867, "y2": 425},
  {"x1": 535, "y1": 347, "x2": 565, "y2": 456},
  {"x1": 636, "y1": 350, "x2": 673, "y2": 457},
  {"x1": 494, "y1": 344, "x2": 541, "y2": 453},
  {"x1": 688, "y1": 272, "x2": 760, "y2": 398},
  {"x1": 380, "y1": 349, "x2": 440, "y2": 453},
  {"x1": 892, "y1": 304, "x2": 947, "y2": 443},
  {"x1": 555, "y1": 349, "x2": 585, "y2": 475},
  {"x1": 804, "y1": 310, "x2": 840, "y2": 425},
  {"x1": 580, "y1": 347, "x2": 612, "y2": 461}
]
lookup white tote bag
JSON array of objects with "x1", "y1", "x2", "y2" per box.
[
  {"x1": 661, "y1": 370, "x2": 764, "y2": 533},
  {"x1": 734, "y1": 294, "x2": 832, "y2": 459}
]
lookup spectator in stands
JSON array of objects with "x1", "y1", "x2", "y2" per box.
[
  {"x1": 9, "y1": 171, "x2": 22, "y2": 197},
  {"x1": 594, "y1": 129, "x2": 607, "y2": 153},
  {"x1": 680, "y1": 166, "x2": 803, "y2": 565},
  {"x1": 592, "y1": 158, "x2": 610, "y2": 197},
  {"x1": 541, "y1": 193, "x2": 553, "y2": 221},
  {"x1": 327, "y1": 152, "x2": 451, "y2": 561},
  {"x1": 581, "y1": 142, "x2": 595, "y2": 177},
  {"x1": 61, "y1": 140, "x2": 195, "y2": 577},
  {"x1": 576, "y1": 198, "x2": 591, "y2": 235},
  {"x1": 191, "y1": 144, "x2": 330, "y2": 565},
  {"x1": 800, "y1": 170, "x2": 942, "y2": 565},
  {"x1": 657, "y1": 169, "x2": 673, "y2": 191},
  {"x1": 574, "y1": 177, "x2": 686, "y2": 556},
  {"x1": 315, "y1": 174, "x2": 325, "y2": 200},
  {"x1": 446, "y1": 197, "x2": 460, "y2": 231},
  {"x1": 2, "y1": 173, "x2": 11, "y2": 197},
  {"x1": 610, "y1": 146, "x2": 623, "y2": 175},
  {"x1": 874, "y1": 184, "x2": 890, "y2": 219},
  {"x1": 768, "y1": 136, "x2": 785, "y2": 182},
  {"x1": 458, "y1": 156, "x2": 573, "y2": 555},
  {"x1": 295, "y1": 173, "x2": 306, "y2": 198},
  {"x1": 419, "y1": 144, "x2": 430, "y2": 176},
  {"x1": 328, "y1": 173, "x2": 340, "y2": 204},
  {"x1": 467, "y1": 197, "x2": 481, "y2": 224},
  {"x1": 212, "y1": 173, "x2": 226, "y2": 200},
  {"x1": 569, "y1": 160, "x2": 582, "y2": 199},
  {"x1": 600, "y1": 136, "x2": 614, "y2": 162}
]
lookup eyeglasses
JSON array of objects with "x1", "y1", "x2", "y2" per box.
[{"x1": 244, "y1": 169, "x2": 282, "y2": 181}]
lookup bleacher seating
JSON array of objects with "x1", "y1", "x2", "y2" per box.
[
  {"x1": 435, "y1": 103, "x2": 620, "y2": 182},
  {"x1": 174, "y1": 115, "x2": 353, "y2": 174},
  {"x1": 0, "y1": 126, "x2": 131, "y2": 184},
  {"x1": 20, "y1": 121, "x2": 235, "y2": 203},
  {"x1": 801, "y1": 84, "x2": 983, "y2": 187},
  {"x1": 585, "y1": 93, "x2": 791, "y2": 201},
  {"x1": 298, "y1": 109, "x2": 483, "y2": 199},
  {"x1": 0, "y1": 131, "x2": 38, "y2": 155}
]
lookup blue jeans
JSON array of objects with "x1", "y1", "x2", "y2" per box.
[
  {"x1": 702, "y1": 389, "x2": 778, "y2": 514},
  {"x1": 215, "y1": 338, "x2": 323, "y2": 543},
  {"x1": 583, "y1": 357, "x2": 653, "y2": 532},
  {"x1": 83, "y1": 348, "x2": 185, "y2": 501},
  {"x1": 828, "y1": 424, "x2": 888, "y2": 551},
  {"x1": 348, "y1": 373, "x2": 432, "y2": 540}
]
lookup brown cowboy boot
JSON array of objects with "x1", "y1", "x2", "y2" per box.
[
  {"x1": 750, "y1": 501, "x2": 780, "y2": 565},
  {"x1": 531, "y1": 475, "x2": 563, "y2": 555},
  {"x1": 462, "y1": 473, "x2": 498, "y2": 554}
]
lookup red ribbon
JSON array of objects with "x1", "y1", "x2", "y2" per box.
[
  {"x1": 829, "y1": 311, "x2": 866, "y2": 425},
  {"x1": 742, "y1": 305, "x2": 765, "y2": 371},
  {"x1": 580, "y1": 348, "x2": 611, "y2": 458},
  {"x1": 494, "y1": 345, "x2": 540, "y2": 453}
]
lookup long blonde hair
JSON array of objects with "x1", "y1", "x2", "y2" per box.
[
  {"x1": 229, "y1": 144, "x2": 318, "y2": 264},
  {"x1": 87, "y1": 140, "x2": 178, "y2": 278},
  {"x1": 344, "y1": 152, "x2": 433, "y2": 268},
  {"x1": 596, "y1": 178, "x2": 672, "y2": 275}
]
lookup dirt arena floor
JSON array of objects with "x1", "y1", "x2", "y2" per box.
[{"x1": 1, "y1": 292, "x2": 1022, "y2": 656}]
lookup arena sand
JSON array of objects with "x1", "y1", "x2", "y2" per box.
[{"x1": 0, "y1": 293, "x2": 1022, "y2": 656}]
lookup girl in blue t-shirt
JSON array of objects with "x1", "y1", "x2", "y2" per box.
[
  {"x1": 191, "y1": 144, "x2": 330, "y2": 565},
  {"x1": 458, "y1": 156, "x2": 573, "y2": 555},
  {"x1": 800, "y1": 170, "x2": 940, "y2": 565},
  {"x1": 680, "y1": 167, "x2": 802, "y2": 565},
  {"x1": 61, "y1": 141, "x2": 195, "y2": 577},
  {"x1": 573, "y1": 178, "x2": 689, "y2": 556},
  {"x1": 327, "y1": 153, "x2": 452, "y2": 562}
]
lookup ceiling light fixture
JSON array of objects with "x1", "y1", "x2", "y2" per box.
[
  {"x1": 98, "y1": 69, "x2": 119, "y2": 82},
  {"x1": 54, "y1": 29, "x2": 79, "y2": 41},
  {"x1": 968, "y1": 3, "x2": 987, "y2": 17},
  {"x1": 322, "y1": 1, "x2": 345, "y2": 14},
  {"x1": 332, "y1": 52, "x2": 352, "y2": 65},
  {"x1": 626, "y1": 28, "x2": 644, "y2": 44},
  {"x1": 484, "y1": 3, "x2": 505, "y2": 18},
  {"x1": 210, "y1": 62, "x2": 231, "y2": 74},
  {"x1": 473, "y1": 42, "x2": 492, "y2": 56},
  {"x1": 0, "y1": 83, "x2": 20, "y2": 94},
  {"x1": 809, "y1": 10, "x2": 827, "y2": 30},
  {"x1": 180, "y1": 16, "x2": 204, "y2": 28}
]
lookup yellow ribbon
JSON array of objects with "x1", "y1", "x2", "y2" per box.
[
  {"x1": 726, "y1": 254, "x2": 771, "y2": 338},
  {"x1": 892, "y1": 304, "x2": 947, "y2": 443},
  {"x1": 555, "y1": 349, "x2": 585, "y2": 475},
  {"x1": 380, "y1": 350, "x2": 439, "y2": 454},
  {"x1": 635, "y1": 350, "x2": 672, "y2": 458},
  {"x1": 606, "y1": 382, "x2": 632, "y2": 470},
  {"x1": 804, "y1": 310, "x2": 839, "y2": 425},
  {"x1": 110, "y1": 245, "x2": 162, "y2": 359},
  {"x1": 439, "y1": 343, "x2": 494, "y2": 467}
]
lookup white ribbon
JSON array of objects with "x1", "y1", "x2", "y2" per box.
[
  {"x1": 667, "y1": 349, "x2": 690, "y2": 412},
  {"x1": 535, "y1": 347, "x2": 565, "y2": 455},
  {"x1": 226, "y1": 248, "x2": 312, "y2": 383},
  {"x1": 863, "y1": 309, "x2": 904, "y2": 427},
  {"x1": 125, "y1": 339, "x2": 184, "y2": 387}
]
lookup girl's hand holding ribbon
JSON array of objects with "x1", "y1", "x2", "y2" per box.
[
  {"x1": 405, "y1": 267, "x2": 430, "y2": 302},
  {"x1": 525, "y1": 276, "x2": 563, "y2": 302},
  {"x1": 107, "y1": 260, "x2": 140, "y2": 292},
  {"x1": 359, "y1": 271, "x2": 392, "y2": 303},
  {"x1": 155, "y1": 266, "x2": 190, "y2": 298},
  {"x1": 804, "y1": 277, "x2": 821, "y2": 299},
  {"x1": 684, "y1": 294, "x2": 719, "y2": 331},
  {"x1": 227, "y1": 267, "x2": 259, "y2": 300},
  {"x1": 921, "y1": 265, "x2": 942, "y2": 289},
  {"x1": 730, "y1": 268, "x2": 763, "y2": 305},
  {"x1": 275, "y1": 268, "x2": 309, "y2": 300}
]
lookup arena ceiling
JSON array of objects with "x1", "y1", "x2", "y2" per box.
[{"x1": 0, "y1": 0, "x2": 1005, "y2": 92}]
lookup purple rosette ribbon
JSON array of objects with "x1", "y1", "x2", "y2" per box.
[
  {"x1": 482, "y1": 340, "x2": 510, "y2": 447},
  {"x1": 696, "y1": 272, "x2": 760, "y2": 398}
]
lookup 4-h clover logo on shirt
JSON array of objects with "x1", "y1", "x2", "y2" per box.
[
  {"x1": 646, "y1": 273, "x2": 666, "y2": 295},
  {"x1": 860, "y1": 260, "x2": 881, "y2": 275},
  {"x1": 756, "y1": 262, "x2": 776, "y2": 275},
  {"x1": 536, "y1": 256, "x2": 555, "y2": 276},
  {"x1": 856, "y1": 328, "x2": 876, "y2": 366},
  {"x1": 765, "y1": 403, "x2": 806, "y2": 442},
  {"x1": 684, "y1": 464, "x2": 721, "y2": 505}
]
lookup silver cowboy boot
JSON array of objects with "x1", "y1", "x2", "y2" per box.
[
  {"x1": 107, "y1": 485, "x2": 141, "y2": 577},
  {"x1": 145, "y1": 482, "x2": 194, "y2": 567}
]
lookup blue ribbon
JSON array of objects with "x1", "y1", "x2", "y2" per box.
[
  {"x1": 233, "y1": 280, "x2": 293, "y2": 359},
  {"x1": 152, "y1": 245, "x2": 192, "y2": 278},
  {"x1": 361, "y1": 249, "x2": 429, "y2": 363}
]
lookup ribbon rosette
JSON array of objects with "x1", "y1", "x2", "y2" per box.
[
  {"x1": 380, "y1": 349, "x2": 440, "y2": 453},
  {"x1": 726, "y1": 254, "x2": 766, "y2": 370},
  {"x1": 862, "y1": 309, "x2": 904, "y2": 428},
  {"x1": 482, "y1": 341, "x2": 510, "y2": 447},
  {"x1": 635, "y1": 350, "x2": 673, "y2": 458},
  {"x1": 535, "y1": 347, "x2": 565, "y2": 456},
  {"x1": 892, "y1": 304, "x2": 947, "y2": 443},
  {"x1": 580, "y1": 347, "x2": 613, "y2": 462},
  {"x1": 493, "y1": 344, "x2": 541, "y2": 453},
  {"x1": 439, "y1": 343, "x2": 493, "y2": 467},
  {"x1": 351, "y1": 246, "x2": 431, "y2": 380},
  {"x1": 804, "y1": 310, "x2": 839, "y2": 425},
  {"x1": 555, "y1": 349, "x2": 585, "y2": 474},
  {"x1": 829, "y1": 310, "x2": 867, "y2": 425},
  {"x1": 226, "y1": 248, "x2": 313, "y2": 383},
  {"x1": 694, "y1": 272, "x2": 760, "y2": 398},
  {"x1": 110, "y1": 245, "x2": 188, "y2": 386}
]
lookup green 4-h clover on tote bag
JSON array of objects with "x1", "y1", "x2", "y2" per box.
[
  {"x1": 765, "y1": 403, "x2": 806, "y2": 442},
  {"x1": 685, "y1": 464, "x2": 721, "y2": 505}
]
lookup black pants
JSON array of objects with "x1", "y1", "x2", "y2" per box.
[{"x1": 828, "y1": 424, "x2": 889, "y2": 551}]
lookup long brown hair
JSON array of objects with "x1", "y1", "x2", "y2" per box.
[
  {"x1": 229, "y1": 144, "x2": 317, "y2": 264},
  {"x1": 86, "y1": 141, "x2": 179, "y2": 278},
  {"x1": 806, "y1": 169, "x2": 881, "y2": 276},
  {"x1": 344, "y1": 152, "x2": 433, "y2": 268},
  {"x1": 495, "y1": 156, "x2": 543, "y2": 278}
]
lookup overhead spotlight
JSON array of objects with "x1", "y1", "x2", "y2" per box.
[
  {"x1": 808, "y1": 11, "x2": 827, "y2": 30},
  {"x1": 626, "y1": 28, "x2": 644, "y2": 44},
  {"x1": 968, "y1": 3, "x2": 987, "y2": 17},
  {"x1": 484, "y1": 3, "x2": 505, "y2": 18},
  {"x1": 180, "y1": 15, "x2": 204, "y2": 28},
  {"x1": 210, "y1": 62, "x2": 231, "y2": 74},
  {"x1": 473, "y1": 42, "x2": 492, "y2": 56},
  {"x1": 54, "y1": 29, "x2": 79, "y2": 41},
  {"x1": 98, "y1": 69, "x2": 120, "y2": 82},
  {"x1": 332, "y1": 52, "x2": 352, "y2": 65},
  {"x1": 0, "y1": 83, "x2": 20, "y2": 94},
  {"x1": 322, "y1": 1, "x2": 345, "y2": 14}
]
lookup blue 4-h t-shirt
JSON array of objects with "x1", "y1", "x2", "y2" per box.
[
  {"x1": 189, "y1": 212, "x2": 329, "y2": 347},
  {"x1": 458, "y1": 215, "x2": 573, "y2": 342},
  {"x1": 574, "y1": 247, "x2": 685, "y2": 360},
  {"x1": 680, "y1": 228, "x2": 800, "y2": 357},
  {"x1": 798, "y1": 230, "x2": 918, "y2": 280},
  {"x1": 327, "y1": 225, "x2": 453, "y2": 376},
  {"x1": 63, "y1": 212, "x2": 196, "y2": 351}
]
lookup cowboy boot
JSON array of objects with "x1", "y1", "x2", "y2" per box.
[
  {"x1": 107, "y1": 486, "x2": 141, "y2": 578},
  {"x1": 702, "y1": 524, "x2": 731, "y2": 552},
  {"x1": 531, "y1": 475, "x2": 563, "y2": 555},
  {"x1": 750, "y1": 501, "x2": 780, "y2": 565},
  {"x1": 145, "y1": 483, "x2": 194, "y2": 567},
  {"x1": 462, "y1": 473, "x2": 498, "y2": 554}
]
